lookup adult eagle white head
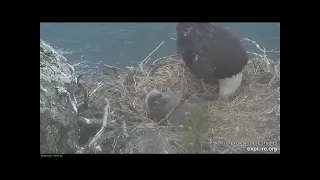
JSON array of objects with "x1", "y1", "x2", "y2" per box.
[{"x1": 176, "y1": 22, "x2": 248, "y2": 100}]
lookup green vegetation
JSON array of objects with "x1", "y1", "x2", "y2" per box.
[{"x1": 181, "y1": 106, "x2": 213, "y2": 153}]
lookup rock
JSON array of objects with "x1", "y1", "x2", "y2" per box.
[{"x1": 40, "y1": 40, "x2": 78, "y2": 154}]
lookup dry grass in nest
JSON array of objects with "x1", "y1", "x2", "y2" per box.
[
  {"x1": 78, "y1": 38, "x2": 280, "y2": 154},
  {"x1": 147, "y1": 57, "x2": 279, "y2": 143}
]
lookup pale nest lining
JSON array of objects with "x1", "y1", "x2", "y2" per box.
[{"x1": 78, "y1": 38, "x2": 280, "y2": 153}]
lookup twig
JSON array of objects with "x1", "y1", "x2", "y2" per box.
[
  {"x1": 251, "y1": 65, "x2": 259, "y2": 83},
  {"x1": 231, "y1": 96, "x2": 248, "y2": 108},
  {"x1": 97, "y1": 123, "x2": 158, "y2": 145},
  {"x1": 99, "y1": 61, "x2": 126, "y2": 72},
  {"x1": 78, "y1": 99, "x2": 110, "y2": 153},
  {"x1": 259, "y1": 93, "x2": 274, "y2": 104},
  {"x1": 123, "y1": 102, "x2": 139, "y2": 114},
  {"x1": 89, "y1": 81, "x2": 104, "y2": 97},
  {"x1": 152, "y1": 54, "x2": 178, "y2": 65},
  {"x1": 267, "y1": 65, "x2": 279, "y2": 90},
  {"x1": 241, "y1": 38, "x2": 280, "y2": 53},
  {"x1": 242, "y1": 38, "x2": 280, "y2": 73},
  {"x1": 55, "y1": 86, "x2": 78, "y2": 114},
  {"x1": 113, "y1": 107, "x2": 153, "y2": 122},
  {"x1": 67, "y1": 94, "x2": 78, "y2": 114},
  {"x1": 78, "y1": 117, "x2": 118, "y2": 128},
  {"x1": 140, "y1": 41, "x2": 165, "y2": 69},
  {"x1": 100, "y1": 128, "x2": 124, "y2": 143},
  {"x1": 258, "y1": 104, "x2": 279, "y2": 116}
]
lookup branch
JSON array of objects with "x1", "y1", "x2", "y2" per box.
[
  {"x1": 89, "y1": 81, "x2": 104, "y2": 97},
  {"x1": 99, "y1": 61, "x2": 126, "y2": 72},
  {"x1": 77, "y1": 99, "x2": 110, "y2": 153},
  {"x1": 152, "y1": 54, "x2": 178, "y2": 65},
  {"x1": 98, "y1": 61, "x2": 126, "y2": 78},
  {"x1": 89, "y1": 99, "x2": 110, "y2": 146},
  {"x1": 139, "y1": 41, "x2": 165, "y2": 70},
  {"x1": 241, "y1": 38, "x2": 280, "y2": 53},
  {"x1": 113, "y1": 107, "x2": 153, "y2": 122},
  {"x1": 77, "y1": 117, "x2": 118, "y2": 128},
  {"x1": 148, "y1": 54, "x2": 179, "y2": 76}
]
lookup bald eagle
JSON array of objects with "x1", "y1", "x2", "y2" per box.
[{"x1": 176, "y1": 23, "x2": 248, "y2": 100}]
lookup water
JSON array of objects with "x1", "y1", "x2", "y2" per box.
[{"x1": 40, "y1": 22, "x2": 280, "y2": 67}]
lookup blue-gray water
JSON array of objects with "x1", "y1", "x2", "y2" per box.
[{"x1": 40, "y1": 23, "x2": 280, "y2": 67}]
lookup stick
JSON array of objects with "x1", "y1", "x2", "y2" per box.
[
  {"x1": 241, "y1": 38, "x2": 280, "y2": 53},
  {"x1": 112, "y1": 107, "x2": 153, "y2": 122},
  {"x1": 78, "y1": 117, "x2": 118, "y2": 128},
  {"x1": 78, "y1": 99, "x2": 110, "y2": 153},
  {"x1": 259, "y1": 94, "x2": 274, "y2": 104},
  {"x1": 251, "y1": 65, "x2": 259, "y2": 83},
  {"x1": 99, "y1": 61, "x2": 126, "y2": 72},
  {"x1": 152, "y1": 54, "x2": 178, "y2": 65},
  {"x1": 268, "y1": 65, "x2": 279, "y2": 90},
  {"x1": 141, "y1": 41, "x2": 165, "y2": 68},
  {"x1": 89, "y1": 81, "x2": 104, "y2": 97}
]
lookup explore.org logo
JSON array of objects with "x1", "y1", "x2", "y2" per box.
[{"x1": 211, "y1": 140, "x2": 280, "y2": 153}]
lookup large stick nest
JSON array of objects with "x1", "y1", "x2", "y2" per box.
[{"x1": 74, "y1": 38, "x2": 280, "y2": 154}]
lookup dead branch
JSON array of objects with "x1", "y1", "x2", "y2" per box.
[
  {"x1": 89, "y1": 81, "x2": 104, "y2": 97},
  {"x1": 152, "y1": 54, "x2": 178, "y2": 65},
  {"x1": 77, "y1": 99, "x2": 110, "y2": 153},
  {"x1": 113, "y1": 107, "x2": 154, "y2": 122},
  {"x1": 139, "y1": 41, "x2": 165, "y2": 70},
  {"x1": 77, "y1": 117, "x2": 118, "y2": 128},
  {"x1": 99, "y1": 61, "x2": 126, "y2": 72}
]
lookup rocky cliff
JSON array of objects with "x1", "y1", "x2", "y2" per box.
[{"x1": 40, "y1": 40, "x2": 78, "y2": 153}]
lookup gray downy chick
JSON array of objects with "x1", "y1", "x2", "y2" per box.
[{"x1": 145, "y1": 89, "x2": 208, "y2": 126}]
